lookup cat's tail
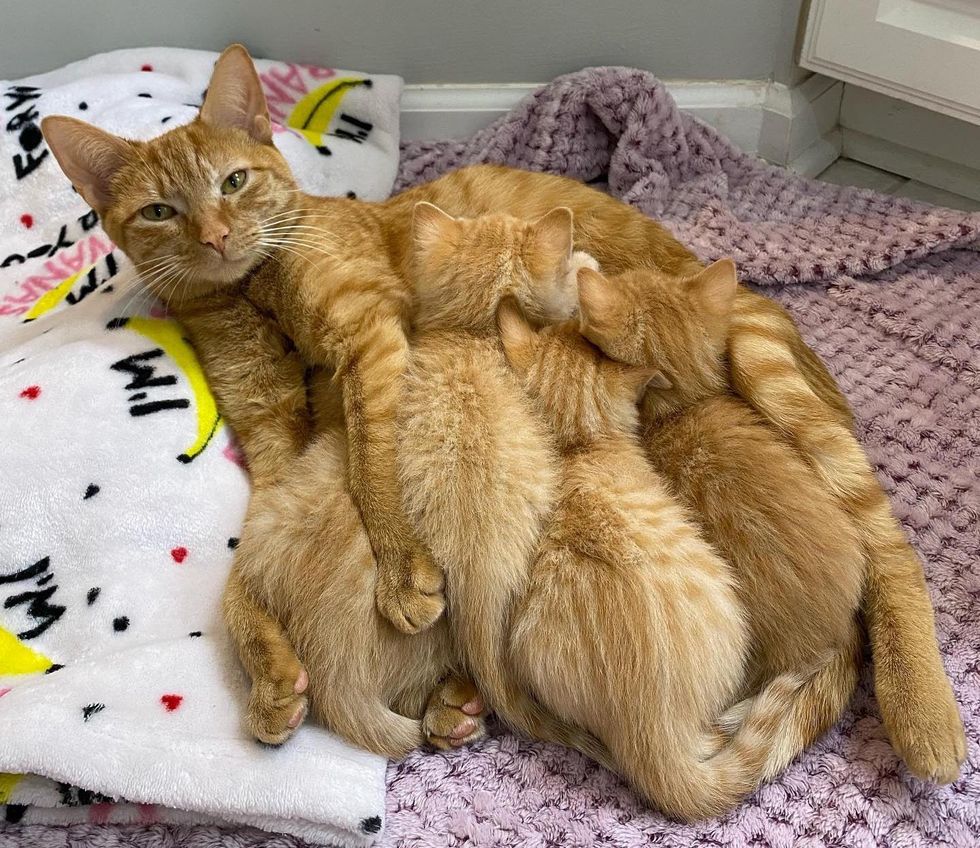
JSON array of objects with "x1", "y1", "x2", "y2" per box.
[{"x1": 635, "y1": 635, "x2": 861, "y2": 822}]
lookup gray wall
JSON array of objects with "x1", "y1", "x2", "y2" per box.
[{"x1": 0, "y1": 0, "x2": 807, "y2": 84}]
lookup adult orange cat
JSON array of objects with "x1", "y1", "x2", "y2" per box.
[{"x1": 40, "y1": 44, "x2": 964, "y2": 781}]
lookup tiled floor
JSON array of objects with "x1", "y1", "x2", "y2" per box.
[{"x1": 816, "y1": 158, "x2": 980, "y2": 212}]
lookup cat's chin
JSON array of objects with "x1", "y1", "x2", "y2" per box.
[{"x1": 200, "y1": 253, "x2": 261, "y2": 285}]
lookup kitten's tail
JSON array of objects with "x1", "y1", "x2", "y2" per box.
[{"x1": 637, "y1": 634, "x2": 861, "y2": 822}]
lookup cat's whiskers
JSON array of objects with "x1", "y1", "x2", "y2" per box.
[{"x1": 258, "y1": 236, "x2": 340, "y2": 266}]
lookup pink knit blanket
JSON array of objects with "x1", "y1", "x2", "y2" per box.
[{"x1": 4, "y1": 67, "x2": 978, "y2": 848}]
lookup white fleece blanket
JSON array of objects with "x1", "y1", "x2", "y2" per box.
[{"x1": 0, "y1": 47, "x2": 401, "y2": 847}]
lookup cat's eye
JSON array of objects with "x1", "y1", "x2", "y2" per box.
[
  {"x1": 140, "y1": 203, "x2": 176, "y2": 221},
  {"x1": 221, "y1": 169, "x2": 247, "y2": 194}
]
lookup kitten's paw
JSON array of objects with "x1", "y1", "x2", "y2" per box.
[
  {"x1": 884, "y1": 678, "x2": 966, "y2": 783},
  {"x1": 247, "y1": 662, "x2": 309, "y2": 747},
  {"x1": 423, "y1": 676, "x2": 486, "y2": 750},
  {"x1": 375, "y1": 546, "x2": 445, "y2": 634}
]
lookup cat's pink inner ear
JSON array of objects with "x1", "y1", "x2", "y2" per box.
[
  {"x1": 200, "y1": 44, "x2": 272, "y2": 144},
  {"x1": 40, "y1": 116, "x2": 132, "y2": 212},
  {"x1": 412, "y1": 201, "x2": 458, "y2": 248},
  {"x1": 497, "y1": 298, "x2": 536, "y2": 374},
  {"x1": 692, "y1": 258, "x2": 738, "y2": 317},
  {"x1": 532, "y1": 207, "x2": 574, "y2": 257}
]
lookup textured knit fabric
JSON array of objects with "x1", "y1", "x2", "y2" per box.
[{"x1": 3, "y1": 66, "x2": 978, "y2": 848}]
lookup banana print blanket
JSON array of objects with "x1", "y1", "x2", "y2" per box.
[{"x1": 0, "y1": 47, "x2": 402, "y2": 847}]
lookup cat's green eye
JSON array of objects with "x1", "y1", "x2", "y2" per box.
[
  {"x1": 221, "y1": 169, "x2": 248, "y2": 194},
  {"x1": 140, "y1": 203, "x2": 176, "y2": 221}
]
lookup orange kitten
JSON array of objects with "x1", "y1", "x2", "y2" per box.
[
  {"x1": 577, "y1": 260, "x2": 865, "y2": 747},
  {"x1": 497, "y1": 302, "x2": 812, "y2": 821},
  {"x1": 398, "y1": 203, "x2": 608, "y2": 760}
]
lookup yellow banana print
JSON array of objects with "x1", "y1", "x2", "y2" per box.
[
  {"x1": 0, "y1": 624, "x2": 52, "y2": 676},
  {"x1": 114, "y1": 316, "x2": 223, "y2": 463},
  {"x1": 22, "y1": 268, "x2": 86, "y2": 322},
  {"x1": 0, "y1": 773, "x2": 24, "y2": 804},
  {"x1": 287, "y1": 77, "x2": 369, "y2": 146}
]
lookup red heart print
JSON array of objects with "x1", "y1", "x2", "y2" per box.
[
  {"x1": 160, "y1": 694, "x2": 183, "y2": 712},
  {"x1": 20, "y1": 385, "x2": 40, "y2": 400},
  {"x1": 170, "y1": 547, "x2": 188, "y2": 563},
  {"x1": 20, "y1": 213, "x2": 33, "y2": 228}
]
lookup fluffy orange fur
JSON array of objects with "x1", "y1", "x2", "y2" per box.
[
  {"x1": 577, "y1": 260, "x2": 866, "y2": 751},
  {"x1": 497, "y1": 301, "x2": 809, "y2": 820},
  {"x1": 39, "y1": 44, "x2": 964, "y2": 781},
  {"x1": 398, "y1": 204, "x2": 611, "y2": 760}
]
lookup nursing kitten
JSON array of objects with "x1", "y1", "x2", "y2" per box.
[
  {"x1": 577, "y1": 260, "x2": 865, "y2": 741},
  {"x1": 40, "y1": 44, "x2": 963, "y2": 778},
  {"x1": 497, "y1": 302, "x2": 807, "y2": 821},
  {"x1": 398, "y1": 203, "x2": 609, "y2": 761}
]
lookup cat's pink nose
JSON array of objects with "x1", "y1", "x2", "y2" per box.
[{"x1": 200, "y1": 225, "x2": 230, "y2": 256}]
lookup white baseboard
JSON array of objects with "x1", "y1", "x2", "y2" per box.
[{"x1": 401, "y1": 77, "x2": 839, "y2": 177}]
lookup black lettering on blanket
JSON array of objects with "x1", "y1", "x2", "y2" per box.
[
  {"x1": 65, "y1": 254, "x2": 118, "y2": 307},
  {"x1": 3, "y1": 85, "x2": 48, "y2": 180},
  {"x1": 109, "y1": 348, "x2": 190, "y2": 418},
  {"x1": 0, "y1": 556, "x2": 66, "y2": 640},
  {"x1": 2, "y1": 210, "x2": 106, "y2": 270},
  {"x1": 328, "y1": 113, "x2": 373, "y2": 145},
  {"x1": 56, "y1": 782, "x2": 113, "y2": 807}
]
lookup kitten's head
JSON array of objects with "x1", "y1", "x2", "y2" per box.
[
  {"x1": 497, "y1": 298, "x2": 655, "y2": 448},
  {"x1": 575, "y1": 260, "x2": 738, "y2": 417},
  {"x1": 41, "y1": 44, "x2": 298, "y2": 303},
  {"x1": 410, "y1": 202, "x2": 583, "y2": 333}
]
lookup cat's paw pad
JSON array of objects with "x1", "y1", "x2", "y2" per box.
[
  {"x1": 247, "y1": 663, "x2": 309, "y2": 746},
  {"x1": 423, "y1": 677, "x2": 487, "y2": 751},
  {"x1": 375, "y1": 546, "x2": 445, "y2": 634}
]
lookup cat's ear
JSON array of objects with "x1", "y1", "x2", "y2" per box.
[
  {"x1": 497, "y1": 297, "x2": 537, "y2": 375},
  {"x1": 577, "y1": 266, "x2": 626, "y2": 349},
  {"x1": 200, "y1": 44, "x2": 273, "y2": 144},
  {"x1": 624, "y1": 366, "x2": 672, "y2": 401},
  {"x1": 412, "y1": 201, "x2": 459, "y2": 250},
  {"x1": 690, "y1": 258, "x2": 738, "y2": 319},
  {"x1": 531, "y1": 207, "x2": 573, "y2": 258},
  {"x1": 41, "y1": 116, "x2": 133, "y2": 212}
]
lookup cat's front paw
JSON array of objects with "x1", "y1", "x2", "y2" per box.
[
  {"x1": 375, "y1": 545, "x2": 445, "y2": 634},
  {"x1": 247, "y1": 662, "x2": 309, "y2": 746},
  {"x1": 423, "y1": 675, "x2": 487, "y2": 750}
]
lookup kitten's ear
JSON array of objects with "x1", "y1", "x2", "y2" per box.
[
  {"x1": 497, "y1": 297, "x2": 537, "y2": 375},
  {"x1": 577, "y1": 266, "x2": 626, "y2": 348},
  {"x1": 200, "y1": 44, "x2": 272, "y2": 144},
  {"x1": 691, "y1": 259, "x2": 738, "y2": 319},
  {"x1": 412, "y1": 201, "x2": 459, "y2": 250},
  {"x1": 41, "y1": 116, "x2": 133, "y2": 212},
  {"x1": 624, "y1": 366, "x2": 672, "y2": 401},
  {"x1": 531, "y1": 207, "x2": 573, "y2": 258}
]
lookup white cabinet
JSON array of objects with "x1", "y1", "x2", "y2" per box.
[{"x1": 801, "y1": 0, "x2": 980, "y2": 125}]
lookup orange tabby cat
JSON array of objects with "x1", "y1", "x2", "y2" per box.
[
  {"x1": 497, "y1": 300, "x2": 813, "y2": 821},
  {"x1": 40, "y1": 44, "x2": 963, "y2": 779},
  {"x1": 576, "y1": 260, "x2": 865, "y2": 745}
]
